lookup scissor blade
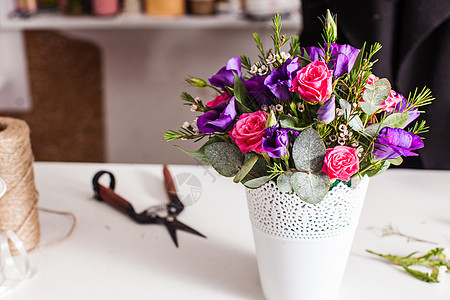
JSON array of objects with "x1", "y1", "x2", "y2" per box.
[
  {"x1": 164, "y1": 221, "x2": 179, "y2": 248},
  {"x1": 172, "y1": 219, "x2": 206, "y2": 239}
]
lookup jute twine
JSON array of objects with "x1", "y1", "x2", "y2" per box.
[{"x1": 0, "y1": 117, "x2": 40, "y2": 255}]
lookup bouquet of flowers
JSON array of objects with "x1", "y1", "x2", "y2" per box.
[{"x1": 164, "y1": 11, "x2": 433, "y2": 205}]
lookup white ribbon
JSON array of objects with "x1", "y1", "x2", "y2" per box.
[{"x1": 0, "y1": 178, "x2": 33, "y2": 297}]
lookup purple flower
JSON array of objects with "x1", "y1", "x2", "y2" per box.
[
  {"x1": 208, "y1": 57, "x2": 242, "y2": 90},
  {"x1": 264, "y1": 58, "x2": 302, "y2": 101},
  {"x1": 302, "y1": 44, "x2": 360, "y2": 78},
  {"x1": 197, "y1": 97, "x2": 237, "y2": 133},
  {"x1": 393, "y1": 94, "x2": 420, "y2": 128},
  {"x1": 244, "y1": 76, "x2": 274, "y2": 106},
  {"x1": 372, "y1": 127, "x2": 424, "y2": 160},
  {"x1": 317, "y1": 95, "x2": 336, "y2": 124},
  {"x1": 262, "y1": 126, "x2": 289, "y2": 158}
]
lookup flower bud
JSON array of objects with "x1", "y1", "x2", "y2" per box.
[
  {"x1": 325, "y1": 10, "x2": 338, "y2": 43},
  {"x1": 186, "y1": 77, "x2": 208, "y2": 88},
  {"x1": 265, "y1": 109, "x2": 278, "y2": 128}
]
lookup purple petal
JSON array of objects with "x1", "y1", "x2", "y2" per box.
[
  {"x1": 197, "y1": 97, "x2": 236, "y2": 133},
  {"x1": 208, "y1": 57, "x2": 242, "y2": 90},
  {"x1": 317, "y1": 95, "x2": 336, "y2": 123},
  {"x1": 244, "y1": 76, "x2": 274, "y2": 106}
]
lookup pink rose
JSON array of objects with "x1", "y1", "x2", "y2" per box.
[
  {"x1": 290, "y1": 61, "x2": 333, "y2": 104},
  {"x1": 322, "y1": 146, "x2": 359, "y2": 182},
  {"x1": 229, "y1": 111, "x2": 267, "y2": 153},
  {"x1": 378, "y1": 90, "x2": 403, "y2": 113},
  {"x1": 206, "y1": 93, "x2": 231, "y2": 108}
]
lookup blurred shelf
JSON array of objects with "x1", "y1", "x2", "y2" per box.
[{"x1": 0, "y1": 10, "x2": 301, "y2": 31}]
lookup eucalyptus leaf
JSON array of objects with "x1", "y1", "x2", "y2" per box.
[
  {"x1": 277, "y1": 173, "x2": 293, "y2": 193},
  {"x1": 388, "y1": 156, "x2": 403, "y2": 166},
  {"x1": 339, "y1": 98, "x2": 352, "y2": 120},
  {"x1": 364, "y1": 161, "x2": 390, "y2": 177},
  {"x1": 362, "y1": 123, "x2": 383, "y2": 137},
  {"x1": 290, "y1": 172, "x2": 330, "y2": 205},
  {"x1": 359, "y1": 101, "x2": 380, "y2": 115},
  {"x1": 362, "y1": 78, "x2": 391, "y2": 106},
  {"x1": 233, "y1": 154, "x2": 259, "y2": 183},
  {"x1": 173, "y1": 136, "x2": 227, "y2": 164},
  {"x1": 243, "y1": 176, "x2": 270, "y2": 189},
  {"x1": 292, "y1": 127, "x2": 326, "y2": 173},
  {"x1": 383, "y1": 113, "x2": 410, "y2": 129},
  {"x1": 348, "y1": 115, "x2": 364, "y2": 132},
  {"x1": 204, "y1": 142, "x2": 245, "y2": 177}
]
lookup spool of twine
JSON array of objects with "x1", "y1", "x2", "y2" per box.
[{"x1": 0, "y1": 117, "x2": 40, "y2": 255}]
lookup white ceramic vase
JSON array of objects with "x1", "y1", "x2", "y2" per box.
[{"x1": 246, "y1": 176, "x2": 370, "y2": 300}]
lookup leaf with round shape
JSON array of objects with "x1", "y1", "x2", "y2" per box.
[
  {"x1": 290, "y1": 171, "x2": 330, "y2": 205},
  {"x1": 204, "y1": 142, "x2": 245, "y2": 177},
  {"x1": 292, "y1": 127, "x2": 326, "y2": 173}
]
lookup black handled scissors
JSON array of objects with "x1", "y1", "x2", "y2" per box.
[{"x1": 92, "y1": 165, "x2": 206, "y2": 247}]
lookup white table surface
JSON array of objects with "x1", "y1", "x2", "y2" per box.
[{"x1": 3, "y1": 162, "x2": 450, "y2": 299}]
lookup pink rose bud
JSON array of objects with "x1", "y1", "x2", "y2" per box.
[
  {"x1": 290, "y1": 61, "x2": 333, "y2": 104},
  {"x1": 206, "y1": 93, "x2": 231, "y2": 108},
  {"x1": 322, "y1": 146, "x2": 359, "y2": 182},
  {"x1": 379, "y1": 90, "x2": 404, "y2": 113}
]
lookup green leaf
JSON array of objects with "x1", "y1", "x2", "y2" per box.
[
  {"x1": 173, "y1": 136, "x2": 226, "y2": 164},
  {"x1": 279, "y1": 115, "x2": 312, "y2": 131},
  {"x1": 359, "y1": 101, "x2": 380, "y2": 115},
  {"x1": 290, "y1": 172, "x2": 330, "y2": 205},
  {"x1": 361, "y1": 78, "x2": 391, "y2": 115},
  {"x1": 233, "y1": 154, "x2": 259, "y2": 183},
  {"x1": 292, "y1": 127, "x2": 326, "y2": 173},
  {"x1": 350, "y1": 42, "x2": 365, "y2": 82},
  {"x1": 383, "y1": 113, "x2": 410, "y2": 129},
  {"x1": 388, "y1": 156, "x2": 403, "y2": 166},
  {"x1": 362, "y1": 123, "x2": 383, "y2": 137},
  {"x1": 243, "y1": 176, "x2": 270, "y2": 189},
  {"x1": 339, "y1": 98, "x2": 352, "y2": 120},
  {"x1": 348, "y1": 115, "x2": 364, "y2": 132},
  {"x1": 403, "y1": 266, "x2": 438, "y2": 283},
  {"x1": 364, "y1": 161, "x2": 390, "y2": 177},
  {"x1": 204, "y1": 142, "x2": 245, "y2": 177},
  {"x1": 277, "y1": 173, "x2": 293, "y2": 193},
  {"x1": 233, "y1": 73, "x2": 252, "y2": 113}
]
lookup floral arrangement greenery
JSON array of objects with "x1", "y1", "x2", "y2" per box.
[
  {"x1": 164, "y1": 11, "x2": 433, "y2": 205},
  {"x1": 367, "y1": 248, "x2": 449, "y2": 283}
]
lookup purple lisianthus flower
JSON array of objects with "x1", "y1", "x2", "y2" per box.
[
  {"x1": 372, "y1": 127, "x2": 424, "y2": 160},
  {"x1": 208, "y1": 57, "x2": 242, "y2": 90},
  {"x1": 244, "y1": 76, "x2": 274, "y2": 106},
  {"x1": 264, "y1": 58, "x2": 302, "y2": 101},
  {"x1": 393, "y1": 94, "x2": 420, "y2": 128},
  {"x1": 197, "y1": 97, "x2": 237, "y2": 133},
  {"x1": 302, "y1": 44, "x2": 360, "y2": 78},
  {"x1": 317, "y1": 95, "x2": 336, "y2": 124},
  {"x1": 262, "y1": 126, "x2": 289, "y2": 158}
]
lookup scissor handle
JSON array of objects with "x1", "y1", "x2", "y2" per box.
[
  {"x1": 92, "y1": 170, "x2": 134, "y2": 216},
  {"x1": 93, "y1": 170, "x2": 115, "y2": 199}
]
